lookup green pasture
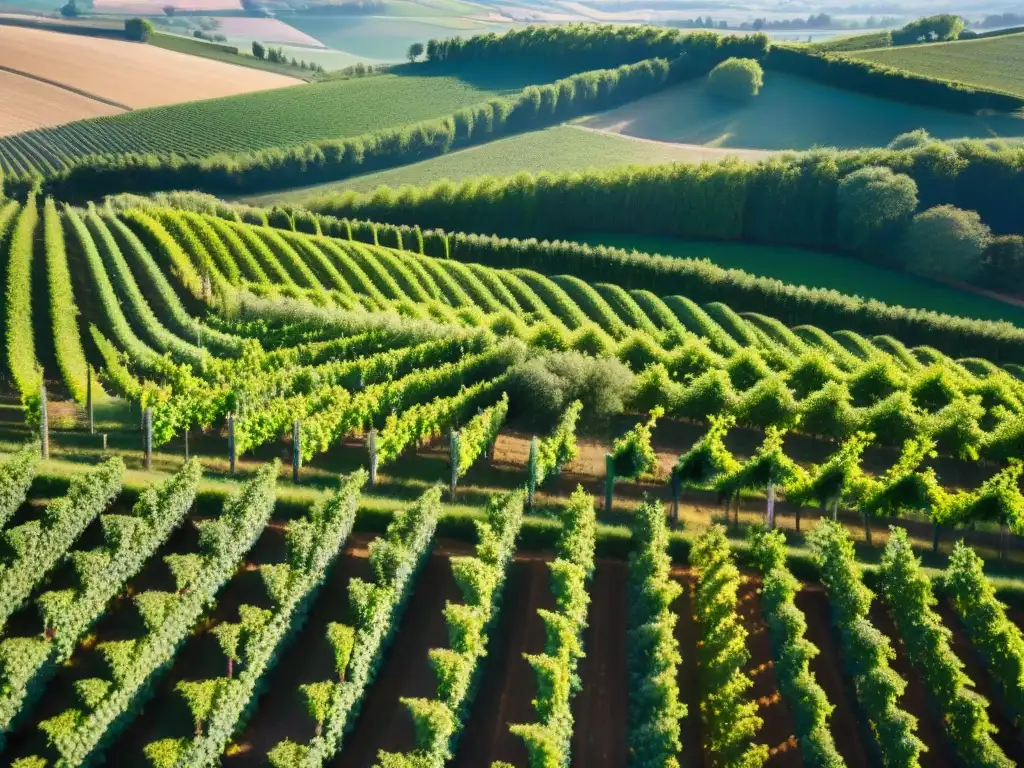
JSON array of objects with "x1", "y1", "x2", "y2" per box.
[
  {"x1": 0, "y1": 64, "x2": 556, "y2": 174},
  {"x1": 849, "y1": 33, "x2": 1024, "y2": 98},
  {"x1": 578, "y1": 71, "x2": 1024, "y2": 150},
  {"x1": 583, "y1": 234, "x2": 1024, "y2": 326},
  {"x1": 243, "y1": 125, "x2": 722, "y2": 204}
]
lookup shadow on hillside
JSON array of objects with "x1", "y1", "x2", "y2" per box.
[{"x1": 580, "y1": 71, "x2": 1024, "y2": 150}]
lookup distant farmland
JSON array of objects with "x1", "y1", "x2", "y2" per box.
[
  {"x1": 250, "y1": 125, "x2": 773, "y2": 204},
  {"x1": 0, "y1": 25, "x2": 298, "y2": 110},
  {"x1": 579, "y1": 71, "x2": 1024, "y2": 151},
  {"x1": 850, "y1": 33, "x2": 1024, "y2": 99},
  {"x1": 0, "y1": 69, "x2": 537, "y2": 176}
]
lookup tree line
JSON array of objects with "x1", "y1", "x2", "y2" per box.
[
  {"x1": 305, "y1": 142, "x2": 1024, "y2": 276},
  {"x1": 423, "y1": 24, "x2": 769, "y2": 73},
  {"x1": 765, "y1": 46, "x2": 1024, "y2": 113},
  {"x1": 15, "y1": 58, "x2": 684, "y2": 202}
]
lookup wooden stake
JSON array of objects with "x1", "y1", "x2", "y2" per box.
[{"x1": 449, "y1": 430, "x2": 459, "y2": 501}]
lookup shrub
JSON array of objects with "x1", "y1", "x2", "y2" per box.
[
  {"x1": 978, "y1": 235, "x2": 1024, "y2": 292},
  {"x1": 836, "y1": 167, "x2": 918, "y2": 253},
  {"x1": 125, "y1": 18, "x2": 154, "y2": 42},
  {"x1": 507, "y1": 352, "x2": 632, "y2": 431},
  {"x1": 902, "y1": 205, "x2": 990, "y2": 281},
  {"x1": 707, "y1": 57, "x2": 764, "y2": 100},
  {"x1": 892, "y1": 14, "x2": 966, "y2": 45},
  {"x1": 887, "y1": 129, "x2": 932, "y2": 149}
]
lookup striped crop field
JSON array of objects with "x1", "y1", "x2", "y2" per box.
[
  {"x1": 0, "y1": 69, "x2": 537, "y2": 177},
  {"x1": 849, "y1": 32, "x2": 1024, "y2": 98}
]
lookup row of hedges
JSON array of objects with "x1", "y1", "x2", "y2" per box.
[
  {"x1": 305, "y1": 141, "x2": 1024, "y2": 251},
  {"x1": 423, "y1": 24, "x2": 769, "y2": 72},
  {"x1": 765, "y1": 45, "x2": 1024, "y2": 113},
  {"x1": 20, "y1": 58, "x2": 681, "y2": 204}
]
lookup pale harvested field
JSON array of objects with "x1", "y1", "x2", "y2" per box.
[
  {"x1": 0, "y1": 25, "x2": 298, "y2": 112},
  {"x1": 0, "y1": 69, "x2": 122, "y2": 136},
  {"x1": 94, "y1": 0, "x2": 240, "y2": 10}
]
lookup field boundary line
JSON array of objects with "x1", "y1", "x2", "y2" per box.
[{"x1": 0, "y1": 63, "x2": 131, "y2": 111}]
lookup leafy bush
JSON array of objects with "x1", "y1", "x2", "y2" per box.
[
  {"x1": 124, "y1": 17, "x2": 153, "y2": 41},
  {"x1": 612, "y1": 407, "x2": 663, "y2": 480},
  {"x1": 978, "y1": 235, "x2": 1024, "y2": 291},
  {"x1": 707, "y1": 57, "x2": 764, "y2": 100},
  {"x1": 892, "y1": 14, "x2": 966, "y2": 44},
  {"x1": 836, "y1": 167, "x2": 918, "y2": 253},
  {"x1": 507, "y1": 352, "x2": 632, "y2": 431},
  {"x1": 902, "y1": 205, "x2": 990, "y2": 282}
]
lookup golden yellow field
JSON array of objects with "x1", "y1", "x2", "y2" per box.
[{"x1": 0, "y1": 25, "x2": 299, "y2": 135}]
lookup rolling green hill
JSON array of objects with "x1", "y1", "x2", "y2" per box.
[
  {"x1": 242, "y1": 125, "x2": 757, "y2": 204},
  {"x1": 578, "y1": 71, "x2": 1024, "y2": 151},
  {"x1": 849, "y1": 33, "x2": 1024, "y2": 98},
  {"x1": 0, "y1": 66, "x2": 549, "y2": 176}
]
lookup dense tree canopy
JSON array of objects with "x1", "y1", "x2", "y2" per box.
[
  {"x1": 902, "y1": 205, "x2": 990, "y2": 281},
  {"x1": 837, "y1": 166, "x2": 918, "y2": 253}
]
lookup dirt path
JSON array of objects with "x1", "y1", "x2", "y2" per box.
[
  {"x1": 867, "y1": 602, "x2": 946, "y2": 767},
  {"x1": 672, "y1": 570, "x2": 703, "y2": 768},
  {"x1": 224, "y1": 532, "x2": 376, "y2": 766},
  {"x1": 332, "y1": 545, "x2": 464, "y2": 767},
  {"x1": 793, "y1": 586, "x2": 871, "y2": 768},
  {"x1": 570, "y1": 559, "x2": 629, "y2": 768},
  {"x1": 736, "y1": 578, "x2": 802, "y2": 766},
  {"x1": 935, "y1": 600, "x2": 1024, "y2": 763},
  {"x1": 450, "y1": 555, "x2": 556, "y2": 768}
]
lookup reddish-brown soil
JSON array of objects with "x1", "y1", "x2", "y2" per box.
[
  {"x1": 224, "y1": 532, "x2": 377, "y2": 766},
  {"x1": 793, "y1": 586, "x2": 871, "y2": 768},
  {"x1": 672, "y1": 570, "x2": 703, "y2": 768},
  {"x1": 935, "y1": 600, "x2": 1024, "y2": 763},
  {"x1": 570, "y1": 559, "x2": 629, "y2": 768},
  {"x1": 867, "y1": 602, "x2": 945, "y2": 767},
  {"x1": 333, "y1": 544, "x2": 465, "y2": 767},
  {"x1": 736, "y1": 577, "x2": 802, "y2": 766},
  {"x1": 111, "y1": 525, "x2": 286, "y2": 762},
  {"x1": 450, "y1": 554, "x2": 556, "y2": 768}
]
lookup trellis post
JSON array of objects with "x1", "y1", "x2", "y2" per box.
[
  {"x1": 766, "y1": 483, "x2": 776, "y2": 530},
  {"x1": 292, "y1": 420, "x2": 301, "y2": 484},
  {"x1": 449, "y1": 430, "x2": 459, "y2": 501},
  {"x1": 526, "y1": 436, "x2": 538, "y2": 509},
  {"x1": 368, "y1": 428, "x2": 377, "y2": 488}
]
